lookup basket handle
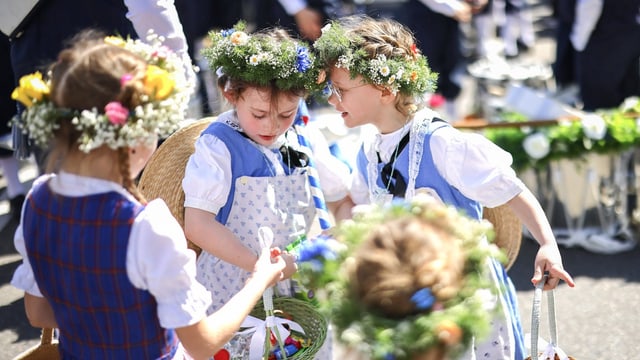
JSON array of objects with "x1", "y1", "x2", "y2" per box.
[
  {"x1": 40, "y1": 328, "x2": 55, "y2": 345},
  {"x1": 530, "y1": 274, "x2": 558, "y2": 358}
]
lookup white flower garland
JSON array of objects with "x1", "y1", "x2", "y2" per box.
[{"x1": 13, "y1": 31, "x2": 195, "y2": 153}]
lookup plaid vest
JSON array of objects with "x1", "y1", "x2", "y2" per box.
[{"x1": 23, "y1": 181, "x2": 178, "y2": 359}]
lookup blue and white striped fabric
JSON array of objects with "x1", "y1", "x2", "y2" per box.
[{"x1": 293, "y1": 101, "x2": 332, "y2": 231}]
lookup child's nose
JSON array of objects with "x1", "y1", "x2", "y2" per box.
[{"x1": 266, "y1": 116, "x2": 280, "y2": 133}]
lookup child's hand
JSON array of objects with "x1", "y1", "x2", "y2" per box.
[
  {"x1": 279, "y1": 251, "x2": 298, "y2": 280},
  {"x1": 253, "y1": 247, "x2": 287, "y2": 287},
  {"x1": 532, "y1": 243, "x2": 575, "y2": 290}
]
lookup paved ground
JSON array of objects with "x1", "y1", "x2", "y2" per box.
[{"x1": 2, "y1": 1, "x2": 640, "y2": 359}]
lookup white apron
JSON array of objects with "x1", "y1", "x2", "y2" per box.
[{"x1": 197, "y1": 170, "x2": 332, "y2": 360}]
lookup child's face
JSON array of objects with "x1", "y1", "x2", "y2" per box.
[
  {"x1": 129, "y1": 136, "x2": 158, "y2": 179},
  {"x1": 327, "y1": 67, "x2": 384, "y2": 129},
  {"x1": 231, "y1": 88, "x2": 300, "y2": 147}
]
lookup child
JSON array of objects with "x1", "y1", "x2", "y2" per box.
[
  {"x1": 314, "y1": 15, "x2": 575, "y2": 359},
  {"x1": 181, "y1": 22, "x2": 341, "y2": 358},
  {"x1": 10, "y1": 30, "x2": 286, "y2": 360},
  {"x1": 295, "y1": 195, "x2": 505, "y2": 359}
]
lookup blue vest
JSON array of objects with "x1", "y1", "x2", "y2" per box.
[
  {"x1": 201, "y1": 121, "x2": 298, "y2": 225},
  {"x1": 356, "y1": 121, "x2": 482, "y2": 219},
  {"x1": 23, "y1": 182, "x2": 178, "y2": 359}
]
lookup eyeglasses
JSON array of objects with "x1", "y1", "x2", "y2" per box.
[{"x1": 327, "y1": 81, "x2": 368, "y2": 103}]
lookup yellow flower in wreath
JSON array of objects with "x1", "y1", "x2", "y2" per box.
[
  {"x1": 143, "y1": 65, "x2": 175, "y2": 100},
  {"x1": 104, "y1": 36, "x2": 126, "y2": 47},
  {"x1": 11, "y1": 72, "x2": 50, "y2": 107}
]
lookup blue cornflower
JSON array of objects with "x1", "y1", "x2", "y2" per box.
[
  {"x1": 295, "y1": 46, "x2": 312, "y2": 73},
  {"x1": 410, "y1": 288, "x2": 435, "y2": 310},
  {"x1": 297, "y1": 235, "x2": 336, "y2": 263},
  {"x1": 221, "y1": 28, "x2": 235, "y2": 37}
]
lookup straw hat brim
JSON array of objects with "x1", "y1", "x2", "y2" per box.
[
  {"x1": 138, "y1": 117, "x2": 216, "y2": 255},
  {"x1": 483, "y1": 204, "x2": 522, "y2": 270}
]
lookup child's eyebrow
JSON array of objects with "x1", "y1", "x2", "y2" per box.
[
  {"x1": 279, "y1": 107, "x2": 297, "y2": 115},
  {"x1": 250, "y1": 107, "x2": 268, "y2": 114}
]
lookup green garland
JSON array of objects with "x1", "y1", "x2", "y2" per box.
[
  {"x1": 293, "y1": 196, "x2": 505, "y2": 359},
  {"x1": 484, "y1": 97, "x2": 640, "y2": 172},
  {"x1": 313, "y1": 20, "x2": 437, "y2": 97},
  {"x1": 202, "y1": 21, "x2": 322, "y2": 93}
]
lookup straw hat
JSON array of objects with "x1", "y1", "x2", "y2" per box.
[
  {"x1": 483, "y1": 204, "x2": 522, "y2": 270},
  {"x1": 138, "y1": 117, "x2": 216, "y2": 255}
]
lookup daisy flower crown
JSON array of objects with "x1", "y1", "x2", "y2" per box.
[
  {"x1": 11, "y1": 31, "x2": 194, "y2": 153},
  {"x1": 313, "y1": 21, "x2": 438, "y2": 97},
  {"x1": 202, "y1": 21, "x2": 322, "y2": 92},
  {"x1": 293, "y1": 195, "x2": 505, "y2": 359}
]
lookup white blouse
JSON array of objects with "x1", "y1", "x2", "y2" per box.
[
  {"x1": 11, "y1": 172, "x2": 211, "y2": 329},
  {"x1": 350, "y1": 113, "x2": 526, "y2": 208}
]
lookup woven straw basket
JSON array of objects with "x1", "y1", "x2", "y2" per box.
[
  {"x1": 13, "y1": 328, "x2": 59, "y2": 360},
  {"x1": 138, "y1": 117, "x2": 216, "y2": 255},
  {"x1": 482, "y1": 205, "x2": 522, "y2": 270},
  {"x1": 249, "y1": 297, "x2": 327, "y2": 360}
]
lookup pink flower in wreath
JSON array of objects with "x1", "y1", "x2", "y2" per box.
[{"x1": 105, "y1": 101, "x2": 129, "y2": 125}]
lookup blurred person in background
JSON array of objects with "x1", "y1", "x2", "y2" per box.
[
  {"x1": 406, "y1": 0, "x2": 485, "y2": 121},
  {"x1": 571, "y1": 0, "x2": 640, "y2": 111},
  {"x1": 0, "y1": 34, "x2": 26, "y2": 223},
  {"x1": 253, "y1": 0, "x2": 344, "y2": 40}
]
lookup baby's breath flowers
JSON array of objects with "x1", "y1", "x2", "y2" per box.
[
  {"x1": 11, "y1": 31, "x2": 194, "y2": 153},
  {"x1": 202, "y1": 21, "x2": 322, "y2": 92}
]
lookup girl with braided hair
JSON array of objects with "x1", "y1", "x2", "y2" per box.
[
  {"x1": 314, "y1": 15, "x2": 575, "y2": 359},
  {"x1": 10, "y1": 30, "x2": 286, "y2": 359}
]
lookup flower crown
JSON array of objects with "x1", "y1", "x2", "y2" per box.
[
  {"x1": 11, "y1": 31, "x2": 194, "y2": 153},
  {"x1": 313, "y1": 21, "x2": 438, "y2": 97},
  {"x1": 293, "y1": 195, "x2": 504, "y2": 359},
  {"x1": 202, "y1": 22, "x2": 321, "y2": 92}
]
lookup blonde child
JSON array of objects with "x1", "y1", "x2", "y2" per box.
[
  {"x1": 10, "y1": 30, "x2": 286, "y2": 360},
  {"x1": 314, "y1": 15, "x2": 575, "y2": 359}
]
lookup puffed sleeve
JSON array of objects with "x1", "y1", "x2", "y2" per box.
[
  {"x1": 430, "y1": 127, "x2": 526, "y2": 208},
  {"x1": 127, "y1": 199, "x2": 212, "y2": 329},
  {"x1": 182, "y1": 133, "x2": 232, "y2": 214},
  {"x1": 10, "y1": 174, "x2": 54, "y2": 297},
  {"x1": 349, "y1": 169, "x2": 371, "y2": 205},
  {"x1": 11, "y1": 222, "x2": 43, "y2": 297}
]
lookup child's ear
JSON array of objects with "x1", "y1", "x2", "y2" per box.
[
  {"x1": 379, "y1": 87, "x2": 396, "y2": 105},
  {"x1": 222, "y1": 90, "x2": 236, "y2": 105}
]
